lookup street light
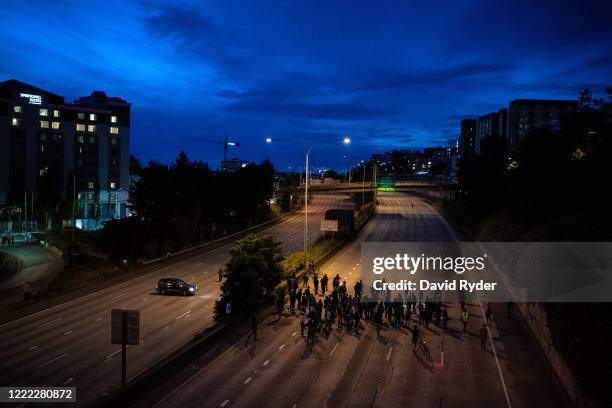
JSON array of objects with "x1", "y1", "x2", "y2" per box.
[{"x1": 265, "y1": 136, "x2": 350, "y2": 267}]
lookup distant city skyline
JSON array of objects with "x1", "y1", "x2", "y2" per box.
[{"x1": 1, "y1": 0, "x2": 611, "y2": 170}]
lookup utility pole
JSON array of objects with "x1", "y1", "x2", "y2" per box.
[
  {"x1": 362, "y1": 161, "x2": 366, "y2": 209},
  {"x1": 24, "y1": 191, "x2": 27, "y2": 238}
]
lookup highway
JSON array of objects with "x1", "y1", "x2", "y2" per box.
[
  {"x1": 151, "y1": 192, "x2": 569, "y2": 408},
  {"x1": 0, "y1": 194, "x2": 353, "y2": 406}
]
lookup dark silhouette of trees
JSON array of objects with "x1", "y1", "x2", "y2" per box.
[
  {"x1": 101, "y1": 152, "x2": 276, "y2": 261},
  {"x1": 459, "y1": 88, "x2": 612, "y2": 228}
]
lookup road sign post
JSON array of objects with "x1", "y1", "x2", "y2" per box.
[
  {"x1": 320, "y1": 219, "x2": 339, "y2": 240},
  {"x1": 111, "y1": 309, "x2": 140, "y2": 387}
]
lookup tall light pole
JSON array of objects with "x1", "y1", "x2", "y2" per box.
[
  {"x1": 266, "y1": 136, "x2": 351, "y2": 266},
  {"x1": 361, "y1": 160, "x2": 366, "y2": 209}
]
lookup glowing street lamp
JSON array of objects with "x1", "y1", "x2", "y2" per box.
[{"x1": 265, "y1": 136, "x2": 351, "y2": 266}]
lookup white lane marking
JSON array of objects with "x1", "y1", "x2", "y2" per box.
[
  {"x1": 386, "y1": 346, "x2": 393, "y2": 361},
  {"x1": 219, "y1": 400, "x2": 229, "y2": 407},
  {"x1": 262, "y1": 359, "x2": 270, "y2": 366},
  {"x1": 28, "y1": 345, "x2": 38, "y2": 351},
  {"x1": 477, "y1": 296, "x2": 512, "y2": 408},
  {"x1": 39, "y1": 353, "x2": 67, "y2": 368},
  {"x1": 176, "y1": 310, "x2": 192, "y2": 320},
  {"x1": 112, "y1": 292, "x2": 128, "y2": 300},
  {"x1": 63, "y1": 377, "x2": 74, "y2": 385},
  {"x1": 292, "y1": 404, "x2": 298, "y2": 408},
  {"x1": 243, "y1": 377, "x2": 252, "y2": 384},
  {"x1": 95, "y1": 317, "x2": 103, "y2": 322},
  {"x1": 64, "y1": 331, "x2": 72, "y2": 335},
  {"x1": 104, "y1": 357, "x2": 113, "y2": 363},
  {"x1": 278, "y1": 344, "x2": 286, "y2": 351},
  {"x1": 163, "y1": 325, "x2": 170, "y2": 330},
  {"x1": 291, "y1": 331, "x2": 297, "y2": 337},
  {"x1": 142, "y1": 298, "x2": 148, "y2": 302},
  {"x1": 330, "y1": 342, "x2": 339, "y2": 356},
  {"x1": 39, "y1": 318, "x2": 61, "y2": 327},
  {"x1": 106, "y1": 349, "x2": 121, "y2": 359}
]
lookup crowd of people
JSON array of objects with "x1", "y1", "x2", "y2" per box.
[{"x1": 278, "y1": 264, "x2": 492, "y2": 354}]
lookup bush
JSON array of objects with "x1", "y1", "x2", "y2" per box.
[{"x1": 214, "y1": 234, "x2": 284, "y2": 321}]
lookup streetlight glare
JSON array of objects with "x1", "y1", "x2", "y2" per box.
[
  {"x1": 343, "y1": 137, "x2": 351, "y2": 144},
  {"x1": 265, "y1": 137, "x2": 272, "y2": 143}
]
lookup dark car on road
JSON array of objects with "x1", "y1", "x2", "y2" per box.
[{"x1": 157, "y1": 278, "x2": 198, "y2": 296}]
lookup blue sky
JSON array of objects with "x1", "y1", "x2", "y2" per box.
[{"x1": 1, "y1": 0, "x2": 611, "y2": 171}]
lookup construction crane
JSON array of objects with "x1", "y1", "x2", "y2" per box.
[{"x1": 182, "y1": 134, "x2": 241, "y2": 170}]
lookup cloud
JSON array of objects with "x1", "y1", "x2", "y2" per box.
[
  {"x1": 143, "y1": 4, "x2": 218, "y2": 41},
  {"x1": 350, "y1": 63, "x2": 515, "y2": 91},
  {"x1": 222, "y1": 99, "x2": 386, "y2": 121}
]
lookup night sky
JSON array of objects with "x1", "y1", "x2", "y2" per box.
[{"x1": 2, "y1": 0, "x2": 611, "y2": 171}]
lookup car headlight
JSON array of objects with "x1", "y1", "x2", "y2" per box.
[{"x1": 189, "y1": 287, "x2": 195, "y2": 292}]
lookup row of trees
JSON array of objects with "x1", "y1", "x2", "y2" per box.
[
  {"x1": 101, "y1": 152, "x2": 275, "y2": 261},
  {"x1": 459, "y1": 89, "x2": 612, "y2": 236},
  {"x1": 458, "y1": 89, "x2": 612, "y2": 405}
]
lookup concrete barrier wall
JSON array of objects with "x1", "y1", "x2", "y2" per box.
[{"x1": 517, "y1": 303, "x2": 601, "y2": 408}]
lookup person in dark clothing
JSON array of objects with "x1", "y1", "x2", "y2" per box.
[
  {"x1": 247, "y1": 313, "x2": 258, "y2": 343},
  {"x1": 411, "y1": 325, "x2": 420, "y2": 352},
  {"x1": 506, "y1": 302, "x2": 514, "y2": 318},
  {"x1": 313, "y1": 274, "x2": 319, "y2": 295},
  {"x1": 485, "y1": 303, "x2": 493, "y2": 324},
  {"x1": 333, "y1": 274, "x2": 340, "y2": 290},
  {"x1": 480, "y1": 324, "x2": 488, "y2": 350},
  {"x1": 289, "y1": 291, "x2": 296, "y2": 314},
  {"x1": 321, "y1": 274, "x2": 328, "y2": 294}
]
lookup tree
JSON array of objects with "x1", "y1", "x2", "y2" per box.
[{"x1": 214, "y1": 234, "x2": 284, "y2": 321}]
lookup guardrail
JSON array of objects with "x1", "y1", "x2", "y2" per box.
[{"x1": 141, "y1": 207, "x2": 299, "y2": 267}]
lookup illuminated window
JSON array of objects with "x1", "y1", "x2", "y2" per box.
[
  {"x1": 11, "y1": 118, "x2": 22, "y2": 126},
  {"x1": 53, "y1": 109, "x2": 60, "y2": 118},
  {"x1": 39, "y1": 108, "x2": 48, "y2": 116},
  {"x1": 78, "y1": 112, "x2": 85, "y2": 120},
  {"x1": 110, "y1": 182, "x2": 116, "y2": 189},
  {"x1": 87, "y1": 124, "x2": 96, "y2": 132},
  {"x1": 89, "y1": 113, "x2": 97, "y2": 121},
  {"x1": 40, "y1": 120, "x2": 50, "y2": 128},
  {"x1": 111, "y1": 115, "x2": 117, "y2": 123},
  {"x1": 14, "y1": 106, "x2": 22, "y2": 113},
  {"x1": 77, "y1": 193, "x2": 82, "y2": 199},
  {"x1": 39, "y1": 167, "x2": 49, "y2": 176},
  {"x1": 88, "y1": 182, "x2": 94, "y2": 189},
  {"x1": 110, "y1": 127, "x2": 119, "y2": 134},
  {"x1": 51, "y1": 122, "x2": 60, "y2": 129},
  {"x1": 76, "y1": 123, "x2": 86, "y2": 131},
  {"x1": 78, "y1": 135, "x2": 84, "y2": 143},
  {"x1": 88, "y1": 193, "x2": 94, "y2": 199},
  {"x1": 40, "y1": 145, "x2": 45, "y2": 153},
  {"x1": 89, "y1": 136, "x2": 95, "y2": 144}
]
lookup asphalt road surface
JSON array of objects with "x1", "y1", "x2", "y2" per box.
[
  {"x1": 152, "y1": 192, "x2": 569, "y2": 408},
  {"x1": 0, "y1": 194, "x2": 353, "y2": 406},
  {"x1": 0, "y1": 245, "x2": 62, "y2": 290}
]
